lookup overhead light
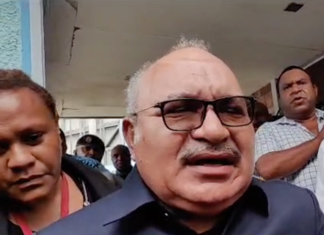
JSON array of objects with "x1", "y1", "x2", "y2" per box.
[{"x1": 284, "y1": 2, "x2": 304, "y2": 12}]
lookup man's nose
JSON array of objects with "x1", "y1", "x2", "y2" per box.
[
  {"x1": 291, "y1": 83, "x2": 301, "y2": 94},
  {"x1": 7, "y1": 144, "x2": 36, "y2": 169},
  {"x1": 191, "y1": 107, "x2": 230, "y2": 144}
]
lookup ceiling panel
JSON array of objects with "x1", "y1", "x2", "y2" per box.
[
  {"x1": 68, "y1": 28, "x2": 320, "y2": 91},
  {"x1": 45, "y1": 0, "x2": 324, "y2": 117},
  {"x1": 76, "y1": 0, "x2": 324, "y2": 49}
]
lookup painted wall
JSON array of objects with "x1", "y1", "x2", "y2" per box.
[
  {"x1": 0, "y1": 0, "x2": 29, "y2": 72},
  {"x1": 0, "y1": 0, "x2": 45, "y2": 86}
]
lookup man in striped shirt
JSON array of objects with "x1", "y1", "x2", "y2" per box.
[{"x1": 255, "y1": 66, "x2": 324, "y2": 192}]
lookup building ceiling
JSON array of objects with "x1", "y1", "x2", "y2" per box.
[{"x1": 44, "y1": 0, "x2": 324, "y2": 117}]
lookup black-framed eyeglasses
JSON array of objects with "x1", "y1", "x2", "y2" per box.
[{"x1": 131, "y1": 96, "x2": 256, "y2": 131}]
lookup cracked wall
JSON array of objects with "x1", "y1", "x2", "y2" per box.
[
  {"x1": 44, "y1": 0, "x2": 77, "y2": 65},
  {"x1": 0, "y1": 0, "x2": 23, "y2": 69}
]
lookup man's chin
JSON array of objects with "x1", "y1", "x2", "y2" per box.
[
  {"x1": 168, "y1": 195, "x2": 238, "y2": 217},
  {"x1": 168, "y1": 187, "x2": 240, "y2": 215},
  {"x1": 293, "y1": 102, "x2": 312, "y2": 112},
  {"x1": 172, "y1": 176, "x2": 250, "y2": 213},
  {"x1": 190, "y1": 188, "x2": 239, "y2": 205}
]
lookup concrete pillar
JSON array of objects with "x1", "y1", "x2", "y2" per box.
[
  {"x1": 119, "y1": 119, "x2": 127, "y2": 145},
  {"x1": 270, "y1": 79, "x2": 279, "y2": 114},
  {"x1": 88, "y1": 119, "x2": 97, "y2": 135},
  {"x1": 0, "y1": 0, "x2": 45, "y2": 86}
]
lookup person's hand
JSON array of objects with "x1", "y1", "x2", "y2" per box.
[{"x1": 316, "y1": 126, "x2": 324, "y2": 142}]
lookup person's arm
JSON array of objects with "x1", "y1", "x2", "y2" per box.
[
  {"x1": 255, "y1": 137, "x2": 321, "y2": 180},
  {"x1": 254, "y1": 123, "x2": 324, "y2": 180}
]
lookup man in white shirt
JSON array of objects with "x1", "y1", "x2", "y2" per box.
[
  {"x1": 255, "y1": 66, "x2": 324, "y2": 192},
  {"x1": 316, "y1": 142, "x2": 324, "y2": 211}
]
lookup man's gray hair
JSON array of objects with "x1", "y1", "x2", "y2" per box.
[{"x1": 125, "y1": 37, "x2": 210, "y2": 115}]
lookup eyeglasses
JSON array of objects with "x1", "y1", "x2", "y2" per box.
[{"x1": 132, "y1": 96, "x2": 256, "y2": 131}]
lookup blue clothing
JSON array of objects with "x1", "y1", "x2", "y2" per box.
[
  {"x1": 67, "y1": 154, "x2": 123, "y2": 188},
  {"x1": 39, "y1": 167, "x2": 324, "y2": 235},
  {"x1": 72, "y1": 155, "x2": 108, "y2": 172}
]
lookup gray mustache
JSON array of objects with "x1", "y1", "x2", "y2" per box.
[{"x1": 179, "y1": 144, "x2": 241, "y2": 162}]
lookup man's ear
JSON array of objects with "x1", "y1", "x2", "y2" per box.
[
  {"x1": 122, "y1": 117, "x2": 136, "y2": 153},
  {"x1": 314, "y1": 84, "x2": 318, "y2": 97},
  {"x1": 278, "y1": 96, "x2": 282, "y2": 110}
]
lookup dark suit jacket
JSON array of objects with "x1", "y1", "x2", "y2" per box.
[
  {"x1": 39, "y1": 167, "x2": 324, "y2": 235},
  {"x1": 0, "y1": 156, "x2": 120, "y2": 235}
]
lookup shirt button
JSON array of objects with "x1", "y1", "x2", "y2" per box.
[{"x1": 164, "y1": 212, "x2": 169, "y2": 217}]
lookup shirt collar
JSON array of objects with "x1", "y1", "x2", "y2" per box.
[
  {"x1": 102, "y1": 167, "x2": 268, "y2": 225},
  {"x1": 102, "y1": 166, "x2": 155, "y2": 226},
  {"x1": 316, "y1": 109, "x2": 324, "y2": 121},
  {"x1": 278, "y1": 109, "x2": 324, "y2": 125},
  {"x1": 245, "y1": 177, "x2": 269, "y2": 216},
  {"x1": 116, "y1": 166, "x2": 133, "y2": 177}
]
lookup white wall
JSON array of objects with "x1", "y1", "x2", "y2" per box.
[{"x1": 60, "y1": 118, "x2": 125, "y2": 167}]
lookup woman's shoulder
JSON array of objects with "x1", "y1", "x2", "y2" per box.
[{"x1": 62, "y1": 156, "x2": 121, "y2": 198}]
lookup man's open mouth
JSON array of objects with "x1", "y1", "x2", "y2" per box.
[
  {"x1": 292, "y1": 97, "x2": 304, "y2": 103},
  {"x1": 185, "y1": 153, "x2": 240, "y2": 166}
]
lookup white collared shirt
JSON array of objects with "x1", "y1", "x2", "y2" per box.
[
  {"x1": 255, "y1": 109, "x2": 324, "y2": 192},
  {"x1": 315, "y1": 141, "x2": 324, "y2": 211}
]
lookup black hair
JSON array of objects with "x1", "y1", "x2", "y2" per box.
[
  {"x1": 59, "y1": 129, "x2": 66, "y2": 142},
  {"x1": 0, "y1": 69, "x2": 57, "y2": 119},
  {"x1": 254, "y1": 101, "x2": 270, "y2": 117},
  {"x1": 276, "y1": 65, "x2": 312, "y2": 97}
]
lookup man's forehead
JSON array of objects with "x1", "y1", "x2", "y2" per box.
[
  {"x1": 280, "y1": 69, "x2": 310, "y2": 83},
  {"x1": 111, "y1": 148, "x2": 121, "y2": 154},
  {"x1": 153, "y1": 59, "x2": 213, "y2": 78},
  {"x1": 139, "y1": 49, "x2": 242, "y2": 104}
]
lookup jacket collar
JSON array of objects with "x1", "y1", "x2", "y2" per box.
[
  {"x1": 62, "y1": 155, "x2": 119, "y2": 200},
  {"x1": 0, "y1": 212, "x2": 8, "y2": 235},
  {"x1": 101, "y1": 167, "x2": 268, "y2": 226},
  {"x1": 101, "y1": 166, "x2": 155, "y2": 226}
]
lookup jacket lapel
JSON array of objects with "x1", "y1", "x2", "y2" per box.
[
  {"x1": 62, "y1": 156, "x2": 119, "y2": 200},
  {"x1": 0, "y1": 211, "x2": 9, "y2": 235}
]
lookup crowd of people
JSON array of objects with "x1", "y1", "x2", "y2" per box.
[{"x1": 0, "y1": 37, "x2": 323, "y2": 235}]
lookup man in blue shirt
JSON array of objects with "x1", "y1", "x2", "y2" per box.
[{"x1": 40, "y1": 37, "x2": 323, "y2": 235}]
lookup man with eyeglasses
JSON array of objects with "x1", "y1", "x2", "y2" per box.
[{"x1": 39, "y1": 38, "x2": 323, "y2": 235}]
